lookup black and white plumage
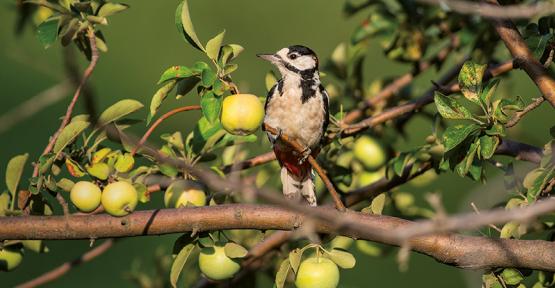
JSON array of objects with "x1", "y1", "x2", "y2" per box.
[{"x1": 258, "y1": 45, "x2": 329, "y2": 206}]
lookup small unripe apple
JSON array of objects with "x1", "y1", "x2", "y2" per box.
[
  {"x1": 164, "y1": 180, "x2": 206, "y2": 208},
  {"x1": 295, "y1": 257, "x2": 340, "y2": 288},
  {"x1": 70, "y1": 181, "x2": 102, "y2": 212},
  {"x1": 221, "y1": 94, "x2": 264, "y2": 135},
  {"x1": 0, "y1": 247, "x2": 23, "y2": 272},
  {"x1": 198, "y1": 245, "x2": 241, "y2": 280},
  {"x1": 353, "y1": 136, "x2": 386, "y2": 170},
  {"x1": 101, "y1": 181, "x2": 138, "y2": 217}
]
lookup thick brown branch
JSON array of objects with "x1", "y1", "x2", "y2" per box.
[
  {"x1": 16, "y1": 239, "x2": 114, "y2": 288},
  {"x1": 2, "y1": 204, "x2": 555, "y2": 271},
  {"x1": 487, "y1": 1, "x2": 555, "y2": 107},
  {"x1": 394, "y1": 197, "x2": 555, "y2": 240},
  {"x1": 418, "y1": 0, "x2": 555, "y2": 19},
  {"x1": 131, "y1": 105, "x2": 201, "y2": 156}
]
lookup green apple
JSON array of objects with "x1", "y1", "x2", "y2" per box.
[
  {"x1": 101, "y1": 181, "x2": 138, "y2": 216},
  {"x1": 70, "y1": 181, "x2": 102, "y2": 212},
  {"x1": 0, "y1": 247, "x2": 23, "y2": 271},
  {"x1": 353, "y1": 136, "x2": 386, "y2": 170},
  {"x1": 409, "y1": 170, "x2": 437, "y2": 187},
  {"x1": 164, "y1": 180, "x2": 206, "y2": 208},
  {"x1": 198, "y1": 245, "x2": 241, "y2": 280},
  {"x1": 295, "y1": 257, "x2": 340, "y2": 288},
  {"x1": 221, "y1": 94, "x2": 264, "y2": 136}
]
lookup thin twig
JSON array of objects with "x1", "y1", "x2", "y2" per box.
[
  {"x1": 505, "y1": 97, "x2": 545, "y2": 128},
  {"x1": 342, "y1": 59, "x2": 514, "y2": 135},
  {"x1": 24, "y1": 27, "x2": 99, "y2": 211},
  {"x1": 263, "y1": 123, "x2": 346, "y2": 211},
  {"x1": 16, "y1": 239, "x2": 115, "y2": 288},
  {"x1": 418, "y1": 0, "x2": 555, "y2": 19},
  {"x1": 130, "y1": 105, "x2": 201, "y2": 156},
  {"x1": 341, "y1": 35, "x2": 459, "y2": 124}
]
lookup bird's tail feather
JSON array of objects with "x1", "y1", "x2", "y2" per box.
[{"x1": 281, "y1": 167, "x2": 317, "y2": 206}]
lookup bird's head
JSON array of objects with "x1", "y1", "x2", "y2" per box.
[{"x1": 257, "y1": 45, "x2": 319, "y2": 79}]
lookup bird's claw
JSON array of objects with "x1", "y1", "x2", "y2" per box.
[{"x1": 299, "y1": 147, "x2": 312, "y2": 164}]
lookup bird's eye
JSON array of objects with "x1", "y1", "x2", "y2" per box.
[{"x1": 289, "y1": 54, "x2": 298, "y2": 60}]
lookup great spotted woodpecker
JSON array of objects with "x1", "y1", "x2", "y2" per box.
[{"x1": 258, "y1": 45, "x2": 329, "y2": 206}]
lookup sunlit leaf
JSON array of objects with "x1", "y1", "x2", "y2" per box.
[
  {"x1": 434, "y1": 92, "x2": 473, "y2": 120},
  {"x1": 170, "y1": 243, "x2": 195, "y2": 288},
  {"x1": 5, "y1": 154, "x2": 29, "y2": 197},
  {"x1": 275, "y1": 258, "x2": 291, "y2": 288},
  {"x1": 97, "y1": 2, "x2": 129, "y2": 17},
  {"x1": 223, "y1": 242, "x2": 248, "y2": 258},
  {"x1": 175, "y1": 0, "x2": 205, "y2": 51},
  {"x1": 327, "y1": 248, "x2": 356, "y2": 269},
  {"x1": 458, "y1": 61, "x2": 486, "y2": 104},
  {"x1": 200, "y1": 92, "x2": 222, "y2": 124},
  {"x1": 53, "y1": 121, "x2": 90, "y2": 154},
  {"x1": 442, "y1": 123, "x2": 480, "y2": 152},
  {"x1": 206, "y1": 30, "x2": 225, "y2": 61},
  {"x1": 148, "y1": 80, "x2": 177, "y2": 124},
  {"x1": 158, "y1": 66, "x2": 197, "y2": 84},
  {"x1": 98, "y1": 99, "x2": 143, "y2": 126}
]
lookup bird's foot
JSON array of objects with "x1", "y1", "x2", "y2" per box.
[{"x1": 298, "y1": 147, "x2": 312, "y2": 164}]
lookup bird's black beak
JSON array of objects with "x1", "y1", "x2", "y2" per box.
[{"x1": 257, "y1": 53, "x2": 279, "y2": 63}]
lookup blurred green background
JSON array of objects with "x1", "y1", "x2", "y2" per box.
[{"x1": 1, "y1": 0, "x2": 553, "y2": 287}]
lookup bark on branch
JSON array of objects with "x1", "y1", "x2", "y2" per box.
[{"x1": 1, "y1": 204, "x2": 555, "y2": 271}]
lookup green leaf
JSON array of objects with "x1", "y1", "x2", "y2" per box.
[
  {"x1": 65, "y1": 157, "x2": 86, "y2": 177},
  {"x1": 458, "y1": 61, "x2": 486, "y2": 104},
  {"x1": 223, "y1": 242, "x2": 248, "y2": 258},
  {"x1": 56, "y1": 178, "x2": 75, "y2": 192},
  {"x1": 37, "y1": 17, "x2": 59, "y2": 49},
  {"x1": 500, "y1": 221, "x2": 520, "y2": 239},
  {"x1": 275, "y1": 258, "x2": 291, "y2": 288},
  {"x1": 170, "y1": 243, "x2": 195, "y2": 288},
  {"x1": 501, "y1": 268, "x2": 524, "y2": 285},
  {"x1": 220, "y1": 44, "x2": 244, "y2": 64},
  {"x1": 97, "y1": 3, "x2": 129, "y2": 17},
  {"x1": 370, "y1": 193, "x2": 386, "y2": 215},
  {"x1": 223, "y1": 64, "x2": 238, "y2": 75},
  {"x1": 289, "y1": 249, "x2": 302, "y2": 274},
  {"x1": 22, "y1": 240, "x2": 48, "y2": 253},
  {"x1": 148, "y1": 80, "x2": 177, "y2": 124},
  {"x1": 206, "y1": 30, "x2": 225, "y2": 61},
  {"x1": 98, "y1": 99, "x2": 144, "y2": 126},
  {"x1": 86, "y1": 162, "x2": 110, "y2": 180},
  {"x1": 114, "y1": 153, "x2": 134, "y2": 173},
  {"x1": 176, "y1": 77, "x2": 200, "y2": 99},
  {"x1": 175, "y1": 0, "x2": 205, "y2": 51},
  {"x1": 479, "y1": 135, "x2": 498, "y2": 159},
  {"x1": 5, "y1": 154, "x2": 29, "y2": 197},
  {"x1": 200, "y1": 92, "x2": 222, "y2": 124},
  {"x1": 526, "y1": 34, "x2": 553, "y2": 60},
  {"x1": 480, "y1": 78, "x2": 500, "y2": 107},
  {"x1": 201, "y1": 68, "x2": 217, "y2": 87},
  {"x1": 355, "y1": 240, "x2": 381, "y2": 257},
  {"x1": 485, "y1": 123, "x2": 506, "y2": 136},
  {"x1": 434, "y1": 92, "x2": 472, "y2": 120},
  {"x1": 0, "y1": 192, "x2": 9, "y2": 216},
  {"x1": 159, "y1": 145, "x2": 178, "y2": 178},
  {"x1": 327, "y1": 248, "x2": 356, "y2": 269},
  {"x1": 158, "y1": 66, "x2": 196, "y2": 84},
  {"x1": 442, "y1": 123, "x2": 480, "y2": 152},
  {"x1": 455, "y1": 141, "x2": 478, "y2": 177},
  {"x1": 53, "y1": 121, "x2": 90, "y2": 154}
]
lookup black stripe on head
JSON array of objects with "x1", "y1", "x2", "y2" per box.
[{"x1": 287, "y1": 45, "x2": 316, "y2": 56}]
